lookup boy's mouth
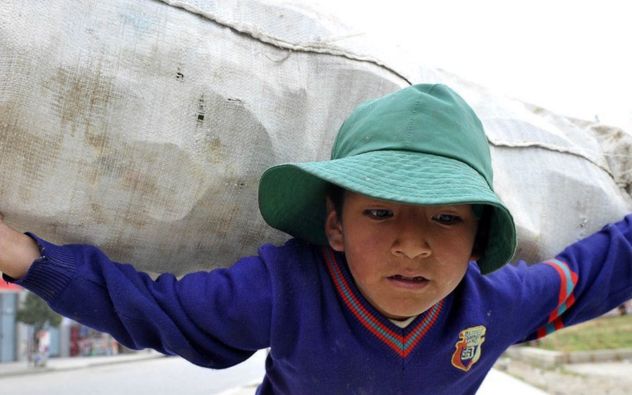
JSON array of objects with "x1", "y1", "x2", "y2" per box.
[{"x1": 387, "y1": 274, "x2": 429, "y2": 289}]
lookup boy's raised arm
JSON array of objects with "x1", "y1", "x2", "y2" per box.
[
  {"x1": 0, "y1": 214, "x2": 40, "y2": 279},
  {"x1": 0, "y1": 212, "x2": 274, "y2": 369}
]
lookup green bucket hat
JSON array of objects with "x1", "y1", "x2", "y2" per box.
[{"x1": 258, "y1": 84, "x2": 516, "y2": 274}]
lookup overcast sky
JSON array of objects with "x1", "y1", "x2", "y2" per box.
[{"x1": 312, "y1": 0, "x2": 632, "y2": 131}]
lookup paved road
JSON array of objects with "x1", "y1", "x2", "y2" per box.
[
  {"x1": 0, "y1": 349, "x2": 546, "y2": 395},
  {"x1": 0, "y1": 351, "x2": 267, "y2": 395}
]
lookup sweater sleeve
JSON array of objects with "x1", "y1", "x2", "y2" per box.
[
  {"x1": 4, "y1": 234, "x2": 273, "y2": 369},
  {"x1": 508, "y1": 214, "x2": 632, "y2": 342}
]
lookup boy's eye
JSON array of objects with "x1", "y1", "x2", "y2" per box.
[
  {"x1": 432, "y1": 214, "x2": 462, "y2": 225},
  {"x1": 364, "y1": 209, "x2": 393, "y2": 219}
]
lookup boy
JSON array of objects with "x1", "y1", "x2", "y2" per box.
[{"x1": 1, "y1": 84, "x2": 631, "y2": 394}]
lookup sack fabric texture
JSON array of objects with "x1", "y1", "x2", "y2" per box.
[{"x1": 0, "y1": 0, "x2": 630, "y2": 274}]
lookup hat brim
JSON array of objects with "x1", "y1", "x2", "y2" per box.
[{"x1": 259, "y1": 150, "x2": 515, "y2": 274}]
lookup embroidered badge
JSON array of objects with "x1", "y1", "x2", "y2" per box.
[{"x1": 451, "y1": 325, "x2": 486, "y2": 372}]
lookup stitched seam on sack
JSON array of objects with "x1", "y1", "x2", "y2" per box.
[
  {"x1": 157, "y1": 0, "x2": 411, "y2": 84},
  {"x1": 487, "y1": 140, "x2": 615, "y2": 179}
]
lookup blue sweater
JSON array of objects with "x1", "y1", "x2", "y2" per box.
[{"x1": 6, "y1": 215, "x2": 632, "y2": 394}]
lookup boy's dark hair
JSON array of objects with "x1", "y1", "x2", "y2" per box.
[
  {"x1": 325, "y1": 183, "x2": 490, "y2": 261},
  {"x1": 471, "y1": 206, "x2": 491, "y2": 261},
  {"x1": 327, "y1": 184, "x2": 346, "y2": 221}
]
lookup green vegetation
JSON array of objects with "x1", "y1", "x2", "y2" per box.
[
  {"x1": 16, "y1": 291, "x2": 62, "y2": 331},
  {"x1": 533, "y1": 314, "x2": 632, "y2": 352}
]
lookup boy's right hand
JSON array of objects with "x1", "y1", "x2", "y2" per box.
[{"x1": 0, "y1": 212, "x2": 40, "y2": 280}]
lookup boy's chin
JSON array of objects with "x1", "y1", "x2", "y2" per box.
[{"x1": 380, "y1": 305, "x2": 433, "y2": 320}]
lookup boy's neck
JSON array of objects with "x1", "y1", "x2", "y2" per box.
[{"x1": 389, "y1": 315, "x2": 418, "y2": 328}]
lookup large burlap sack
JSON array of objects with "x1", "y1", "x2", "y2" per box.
[
  {"x1": 0, "y1": 0, "x2": 405, "y2": 274},
  {"x1": 1, "y1": 0, "x2": 630, "y2": 274}
]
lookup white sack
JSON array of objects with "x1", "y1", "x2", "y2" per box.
[
  {"x1": 0, "y1": 0, "x2": 405, "y2": 274},
  {"x1": 1, "y1": 0, "x2": 630, "y2": 274}
]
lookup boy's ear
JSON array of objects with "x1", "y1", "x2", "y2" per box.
[{"x1": 324, "y1": 197, "x2": 345, "y2": 252}]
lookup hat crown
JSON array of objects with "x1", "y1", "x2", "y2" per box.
[{"x1": 332, "y1": 84, "x2": 493, "y2": 187}]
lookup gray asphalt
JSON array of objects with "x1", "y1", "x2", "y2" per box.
[{"x1": 0, "y1": 351, "x2": 266, "y2": 395}]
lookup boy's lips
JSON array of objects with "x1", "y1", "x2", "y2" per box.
[{"x1": 386, "y1": 274, "x2": 429, "y2": 290}]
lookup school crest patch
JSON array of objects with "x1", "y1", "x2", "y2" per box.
[{"x1": 451, "y1": 325, "x2": 486, "y2": 372}]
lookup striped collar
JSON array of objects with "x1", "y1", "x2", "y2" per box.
[{"x1": 322, "y1": 247, "x2": 444, "y2": 358}]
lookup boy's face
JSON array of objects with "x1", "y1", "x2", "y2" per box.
[{"x1": 325, "y1": 191, "x2": 478, "y2": 320}]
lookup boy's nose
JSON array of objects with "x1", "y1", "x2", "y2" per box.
[{"x1": 390, "y1": 220, "x2": 432, "y2": 260}]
